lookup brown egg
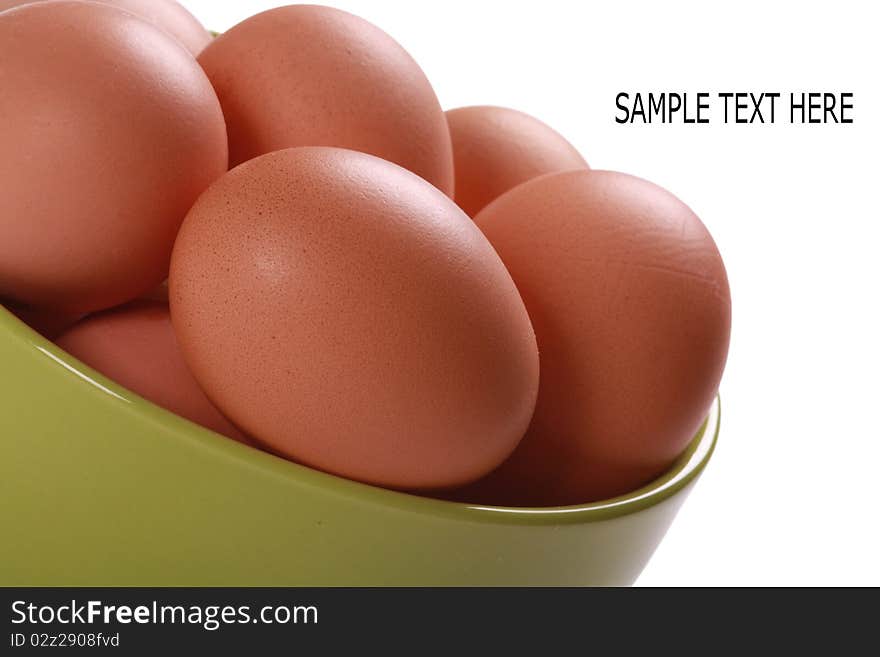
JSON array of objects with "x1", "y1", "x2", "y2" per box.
[
  {"x1": 458, "y1": 170, "x2": 731, "y2": 506},
  {"x1": 198, "y1": 5, "x2": 454, "y2": 195},
  {"x1": 56, "y1": 301, "x2": 251, "y2": 445},
  {"x1": 0, "y1": 1, "x2": 227, "y2": 314},
  {"x1": 447, "y1": 106, "x2": 588, "y2": 217},
  {"x1": 0, "y1": 0, "x2": 211, "y2": 56},
  {"x1": 170, "y1": 147, "x2": 538, "y2": 490}
]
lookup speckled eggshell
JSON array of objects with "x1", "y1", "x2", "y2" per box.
[
  {"x1": 197, "y1": 5, "x2": 454, "y2": 195},
  {"x1": 458, "y1": 170, "x2": 731, "y2": 506},
  {"x1": 56, "y1": 301, "x2": 251, "y2": 445},
  {"x1": 169, "y1": 147, "x2": 539, "y2": 490},
  {"x1": 446, "y1": 106, "x2": 589, "y2": 217},
  {"x1": 0, "y1": 1, "x2": 227, "y2": 314},
  {"x1": 0, "y1": 0, "x2": 212, "y2": 55}
]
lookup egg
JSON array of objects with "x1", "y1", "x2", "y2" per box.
[
  {"x1": 446, "y1": 106, "x2": 588, "y2": 217},
  {"x1": 457, "y1": 170, "x2": 731, "y2": 505},
  {"x1": 56, "y1": 301, "x2": 251, "y2": 445},
  {"x1": 169, "y1": 147, "x2": 538, "y2": 490},
  {"x1": 0, "y1": 1, "x2": 227, "y2": 315},
  {"x1": 197, "y1": 5, "x2": 454, "y2": 195},
  {"x1": 0, "y1": 0, "x2": 212, "y2": 56}
]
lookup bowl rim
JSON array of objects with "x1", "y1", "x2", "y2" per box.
[{"x1": 1, "y1": 305, "x2": 719, "y2": 527}]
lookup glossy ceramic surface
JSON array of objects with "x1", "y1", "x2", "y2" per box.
[{"x1": 0, "y1": 305, "x2": 719, "y2": 585}]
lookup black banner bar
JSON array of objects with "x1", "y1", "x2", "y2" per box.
[{"x1": 1, "y1": 587, "x2": 875, "y2": 653}]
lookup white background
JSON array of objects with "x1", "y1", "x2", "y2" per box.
[{"x1": 182, "y1": 0, "x2": 880, "y2": 585}]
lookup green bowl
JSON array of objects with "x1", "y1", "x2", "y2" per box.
[{"x1": 0, "y1": 305, "x2": 719, "y2": 586}]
